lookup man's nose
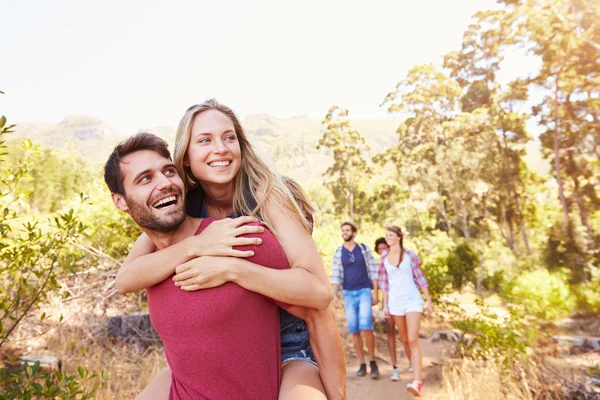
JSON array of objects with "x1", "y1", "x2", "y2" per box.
[{"x1": 156, "y1": 172, "x2": 174, "y2": 189}]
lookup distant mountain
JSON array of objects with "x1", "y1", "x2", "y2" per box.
[{"x1": 11, "y1": 114, "x2": 402, "y2": 182}]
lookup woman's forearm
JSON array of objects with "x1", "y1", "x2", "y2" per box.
[
  {"x1": 304, "y1": 307, "x2": 346, "y2": 400},
  {"x1": 116, "y1": 238, "x2": 195, "y2": 294},
  {"x1": 230, "y1": 258, "x2": 331, "y2": 309},
  {"x1": 422, "y1": 287, "x2": 432, "y2": 303}
]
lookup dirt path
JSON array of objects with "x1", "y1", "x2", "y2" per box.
[{"x1": 335, "y1": 309, "x2": 451, "y2": 399}]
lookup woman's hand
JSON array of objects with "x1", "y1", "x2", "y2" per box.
[
  {"x1": 188, "y1": 216, "x2": 264, "y2": 258},
  {"x1": 173, "y1": 256, "x2": 236, "y2": 291},
  {"x1": 425, "y1": 300, "x2": 433, "y2": 317},
  {"x1": 383, "y1": 305, "x2": 390, "y2": 318}
]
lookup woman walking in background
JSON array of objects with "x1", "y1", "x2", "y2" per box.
[
  {"x1": 378, "y1": 226, "x2": 432, "y2": 397},
  {"x1": 374, "y1": 237, "x2": 412, "y2": 382}
]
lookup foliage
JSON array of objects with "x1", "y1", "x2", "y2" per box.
[
  {"x1": 0, "y1": 362, "x2": 106, "y2": 400},
  {"x1": 65, "y1": 181, "x2": 141, "y2": 260},
  {"x1": 507, "y1": 269, "x2": 576, "y2": 321},
  {"x1": 317, "y1": 106, "x2": 373, "y2": 224},
  {"x1": 3, "y1": 140, "x2": 93, "y2": 214},
  {"x1": 0, "y1": 93, "x2": 104, "y2": 396},
  {"x1": 446, "y1": 243, "x2": 480, "y2": 290},
  {"x1": 443, "y1": 299, "x2": 537, "y2": 362},
  {"x1": 544, "y1": 217, "x2": 593, "y2": 283},
  {"x1": 410, "y1": 230, "x2": 455, "y2": 301}
]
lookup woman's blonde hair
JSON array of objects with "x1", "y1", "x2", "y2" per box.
[{"x1": 174, "y1": 99, "x2": 315, "y2": 232}]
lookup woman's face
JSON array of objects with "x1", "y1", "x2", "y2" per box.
[
  {"x1": 385, "y1": 230, "x2": 401, "y2": 247},
  {"x1": 376, "y1": 242, "x2": 389, "y2": 255},
  {"x1": 186, "y1": 109, "x2": 242, "y2": 187}
]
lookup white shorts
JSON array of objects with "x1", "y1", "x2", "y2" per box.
[{"x1": 388, "y1": 296, "x2": 424, "y2": 317}]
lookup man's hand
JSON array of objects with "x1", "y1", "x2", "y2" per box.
[
  {"x1": 371, "y1": 291, "x2": 379, "y2": 307},
  {"x1": 188, "y1": 216, "x2": 264, "y2": 258},
  {"x1": 173, "y1": 256, "x2": 234, "y2": 291},
  {"x1": 333, "y1": 295, "x2": 341, "y2": 309}
]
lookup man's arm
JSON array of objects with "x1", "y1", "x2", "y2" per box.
[
  {"x1": 332, "y1": 284, "x2": 341, "y2": 308},
  {"x1": 363, "y1": 245, "x2": 380, "y2": 306},
  {"x1": 289, "y1": 305, "x2": 346, "y2": 400}
]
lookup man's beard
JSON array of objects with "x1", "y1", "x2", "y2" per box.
[
  {"x1": 126, "y1": 189, "x2": 186, "y2": 233},
  {"x1": 342, "y1": 234, "x2": 354, "y2": 242}
]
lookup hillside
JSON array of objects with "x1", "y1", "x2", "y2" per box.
[{"x1": 11, "y1": 114, "x2": 402, "y2": 182}]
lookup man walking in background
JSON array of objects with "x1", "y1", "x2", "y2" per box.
[{"x1": 331, "y1": 222, "x2": 380, "y2": 379}]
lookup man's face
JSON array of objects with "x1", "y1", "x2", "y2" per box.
[
  {"x1": 341, "y1": 225, "x2": 355, "y2": 242},
  {"x1": 112, "y1": 150, "x2": 186, "y2": 233}
]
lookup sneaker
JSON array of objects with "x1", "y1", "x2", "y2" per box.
[
  {"x1": 369, "y1": 361, "x2": 380, "y2": 379},
  {"x1": 356, "y1": 363, "x2": 367, "y2": 377},
  {"x1": 406, "y1": 380, "x2": 422, "y2": 397},
  {"x1": 408, "y1": 362, "x2": 413, "y2": 373},
  {"x1": 391, "y1": 367, "x2": 400, "y2": 381}
]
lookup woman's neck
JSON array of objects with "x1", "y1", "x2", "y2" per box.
[
  {"x1": 389, "y1": 243, "x2": 402, "y2": 252},
  {"x1": 201, "y1": 182, "x2": 235, "y2": 219}
]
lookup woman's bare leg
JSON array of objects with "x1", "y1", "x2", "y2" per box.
[
  {"x1": 279, "y1": 361, "x2": 326, "y2": 400},
  {"x1": 385, "y1": 317, "x2": 397, "y2": 366},
  {"x1": 135, "y1": 367, "x2": 171, "y2": 400},
  {"x1": 405, "y1": 312, "x2": 423, "y2": 381},
  {"x1": 392, "y1": 315, "x2": 412, "y2": 366}
]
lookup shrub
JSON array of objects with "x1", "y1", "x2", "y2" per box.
[
  {"x1": 507, "y1": 269, "x2": 576, "y2": 321},
  {"x1": 446, "y1": 242, "x2": 479, "y2": 290},
  {"x1": 442, "y1": 299, "x2": 537, "y2": 362}
]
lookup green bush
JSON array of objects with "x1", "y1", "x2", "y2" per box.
[
  {"x1": 65, "y1": 181, "x2": 141, "y2": 260},
  {"x1": 442, "y1": 299, "x2": 537, "y2": 362},
  {"x1": 446, "y1": 242, "x2": 479, "y2": 290},
  {"x1": 572, "y1": 271, "x2": 600, "y2": 313},
  {"x1": 0, "y1": 361, "x2": 106, "y2": 399},
  {"x1": 1, "y1": 95, "x2": 105, "y2": 398},
  {"x1": 411, "y1": 230, "x2": 454, "y2": 301},
  {"x1": 507, "y1": 269, "x2": 576, "y2": 321}
]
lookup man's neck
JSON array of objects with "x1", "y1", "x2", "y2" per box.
[
  {"x1": 343, "y1": 240, "x2": 356, "y2": 250},
  {"x1": 144, "y1": 216, "x2": 201, "y2": 250},
  {"x1": 201, "y1": 182, "x2": 235, "y2": 218}
]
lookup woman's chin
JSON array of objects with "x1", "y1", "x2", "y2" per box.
[{"x1": 201, "y1": 175, "x2": 235, "y2": 186}]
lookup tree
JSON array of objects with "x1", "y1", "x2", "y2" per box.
[
  {"x1": 0, "y1": 91, "x2": 105, "y2": 397},
  {"x1": 317, "y1": 106, "x2": 372, "y2": 223}
]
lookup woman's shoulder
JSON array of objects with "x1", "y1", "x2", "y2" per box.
[{"x1": 403, "y1": 248, "x2": 421, "y2": 263}]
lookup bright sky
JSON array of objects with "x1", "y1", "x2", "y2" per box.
[{"x1": 1, "y1": 0, "x2": 506, "y2": 133}]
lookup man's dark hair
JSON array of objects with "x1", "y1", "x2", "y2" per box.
[
  {"x1": 341, "y1": 222, "x2": 357, "y2": 233},
  {"x1": 104, "y1": 132, "x2": 171, "y2": 196},
  {"x1": 374, "y1": 237, "x2": 387, "y2": 253}
]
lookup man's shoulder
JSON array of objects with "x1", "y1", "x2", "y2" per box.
[{"x1": 357, "y1": 243, "x2": 372, "y2": 254}]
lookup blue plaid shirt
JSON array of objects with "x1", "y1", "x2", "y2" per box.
[{"x1": 330, "y1": 243, "x2": 379, "y2": 288}]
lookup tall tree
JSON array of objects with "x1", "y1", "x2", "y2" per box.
[
  {"x1": 444, "y1": 9, "x2": 534, "y2": 255},
  {"x1": 317, "y1": 106, "x2": 372, "y2": 223}
]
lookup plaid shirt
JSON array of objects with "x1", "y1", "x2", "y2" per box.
[
  {"x1": 378, "y1": 248, "x2": 429, "y2": 292},
  {"x1": 330, "y1": 243, "x2": 379, "y2": 287}
]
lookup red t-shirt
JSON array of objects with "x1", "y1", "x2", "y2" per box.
[{"x1": 146, "y1": 218, "x2": 291, "y2": 400}]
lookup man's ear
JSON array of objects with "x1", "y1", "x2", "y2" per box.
[{"x1": 112, "y1": 193, "x2": 130, "y2": 213}]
